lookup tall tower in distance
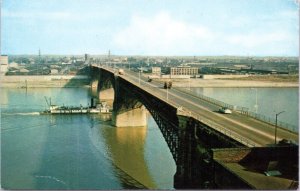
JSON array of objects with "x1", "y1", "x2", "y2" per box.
[
  {"x1": 108, "y1": 50, "x2": 111, "y2": 67},
  {"x1": 84, "y1": 53, "x2": 89, "y2": 62},
  {"x1": 39, "y1": 48, "x2": 41, "y2": 62},
  {"x1": 36, "y1": 48, "x2": 41, "y2": 75}
]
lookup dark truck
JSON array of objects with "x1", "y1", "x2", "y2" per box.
[{"x1": 164, "y1": 81, "x2": 172, "y2": 89}]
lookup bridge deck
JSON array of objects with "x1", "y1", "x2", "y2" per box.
[{"x1": 93, "y1": 65, "x2": 298, "y2": 147}]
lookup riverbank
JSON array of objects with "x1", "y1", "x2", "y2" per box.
[
  {"x1": 1, "y1": 74, "x2": 298, "y2": 88},
  {"x1": 221, "y1": 74, "x2": 299, "y2": 82},
  {"x1": 0, "y1": 75, "x2": 90, "y2": 88},
  {"x1": 154, "y1": 78, "x2": 298, "y2": 88}
]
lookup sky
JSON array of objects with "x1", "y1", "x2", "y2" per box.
[{"x1": 1, "y1": 0, "x2": 299, "y2": 56}]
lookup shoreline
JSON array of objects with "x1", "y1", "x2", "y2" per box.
[
  {"x1": 1, "y1": 75, "x2": 298, "y2": 88},
  {"x1": 0, "y1": 75, "x2": 90, "y2": 88},
  {"x1": 154, "y1": 79, "x2": 298, "y2": 88}
]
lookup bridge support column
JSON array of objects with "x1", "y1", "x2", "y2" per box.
[
  {"x1": 112, "y1": 75, "x2": 147, "y2": 127},
  {"x1": 174, "y1": 115, "x2": 198, "y2": 189},
  {"x1": 112, "y1": 106, "x2": 147, "y2": 127}
]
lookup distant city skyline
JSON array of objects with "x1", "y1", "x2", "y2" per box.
[{"x1": 1, "y1": 0, "x2": 299, "y2": 56}]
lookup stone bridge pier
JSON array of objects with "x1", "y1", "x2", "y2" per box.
[
  {"x1": 174, "y1": 112, "x2": 246, "y2": 189},
  {"x1": 91, "y1": 68, "x2": 115, "y2": 106},
  {"x1": 112, "y1": 76, "x2": 200, "y2": 188},
  {"x1": 112, "y1": 79, "x2": 147, "y2": 127}
]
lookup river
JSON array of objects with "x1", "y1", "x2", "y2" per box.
[
  {"x1": 1, "y1": 87, "x2": 298, "y2": 189},
  {"x1": 1, "y1": 88, "x2": 176, "y2": 189}
]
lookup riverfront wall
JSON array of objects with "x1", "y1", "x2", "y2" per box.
[{"x1": 0, "y1": 75, "x2": 90, "y2": 88}]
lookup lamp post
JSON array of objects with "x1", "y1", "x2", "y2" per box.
[
  {"x1": 167, "y1": 87, "x2": 169, "y2": 101},
  {"x1": 274, "y1": 111, "x2": 285, "y2": 144},
  {"x1": 139, "y1": 70, "x2": 141, "y2": 85}
]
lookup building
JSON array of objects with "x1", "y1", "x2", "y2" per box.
[
  {"x1": 152, "y1": 67, "x2": 161, "y2": 75},
  {"x1": 19, "y1": 68, "x2": 29, "y2": 73},
  {"x1": 0, "y1": 55, "x2": 8, "y2": 73},
  {"x1": 51, "y1": 69, "x2": 59, "y2": 75},
  {"x1": 84, "y1": 54, "x2": 89, "y2": 62},
  {"x1": 170, "y1": 66, "x2": 198, "y2": 77}
]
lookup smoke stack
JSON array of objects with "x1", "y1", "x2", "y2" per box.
[{"x1": 91, "y1": 98, "x2": 94, "y2": 108}]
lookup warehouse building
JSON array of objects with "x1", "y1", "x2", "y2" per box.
[{"x1": 170, "y1": 66, "x2": 198, "y2": 77}]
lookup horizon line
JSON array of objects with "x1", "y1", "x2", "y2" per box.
[{"x1": 1, "y1": 54, "x2": 299, "y2": 58}]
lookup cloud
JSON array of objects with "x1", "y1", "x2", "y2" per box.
[
  {"x1": 113, "y1": 12, "x2": 298, "y2": 56},
  {"x1": 279, "y1": 10, "x2": 298, "y2": 19},
  {"x1": 2, "y1": 9, "x2": 112, "y2": 22},
  {"x1": 2, "y1": 5, "x2": 298, "y2": 56},
  {"x1": 113, "y1": 12, "x2": 214, "y2": 55},
  {"x1": 2, "y1": 9, "x2": 75, "y2": 21}
]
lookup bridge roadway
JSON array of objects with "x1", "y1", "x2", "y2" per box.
[{"x1": 96, "y1": 65, "x2": 298, "y2": 147}]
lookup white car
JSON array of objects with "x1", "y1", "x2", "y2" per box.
[{"x1": 219, "y1": 107, "x2": 232, "y2": 114}]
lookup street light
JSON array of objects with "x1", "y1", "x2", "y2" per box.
[
  {"x1": 167, "y1": 87, "x2": 169, "y2": 101},
  {"x1": 274, "y1": 111, "x2": 285, "y2": 144},
  {"x1": 139, "y1": 70, "x2": 141, "y2": 85}
]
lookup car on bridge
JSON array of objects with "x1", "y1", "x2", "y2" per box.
[{"x1": 219, "y1": 107, "x2": 232, "y2": 114}]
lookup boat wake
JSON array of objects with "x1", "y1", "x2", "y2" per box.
[
  {"x1": 2, "y1": 112, "x2": 40, "y2": 116},
  {"x1": 35, "y1": 175, "x2": 68, "y2": 188}
]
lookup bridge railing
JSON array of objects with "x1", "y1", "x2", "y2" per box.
[
  {"x1": 177, "y1": 87, "x2": 298, "y2": 133},
  {"x1": 244, "y1": 110, "x2": 298, "y2": 133},
  {"x1": 177, "y1": 107, "x2": 257, "y2": 147}
]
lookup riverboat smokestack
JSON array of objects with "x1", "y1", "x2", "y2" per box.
[{"x1": 91, "y1": 98, "x2": 94, "y2": 108}]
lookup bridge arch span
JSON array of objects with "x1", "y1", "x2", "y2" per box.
[{"x1": 91, "y1": 66, "x2": 248, "y2": 189}]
